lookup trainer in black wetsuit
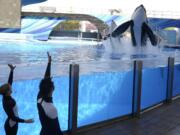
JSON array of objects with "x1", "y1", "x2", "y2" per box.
[
  {"x1": 0, "y1": 64, "x2": 34, "y2": 135},
  {"x1": 37, "y1": 52, "x2": 63, "y2": 135}
]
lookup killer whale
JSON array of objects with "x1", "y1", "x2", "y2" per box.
[{"x1": 110, "y1": 5, "x2": 157, "y2": 46}]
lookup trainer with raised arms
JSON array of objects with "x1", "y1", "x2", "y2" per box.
[
  {"x1": 37, "y1": 52, "x2": 63, "y2": 135},
  {"x1": 0, "y1": 64, "x2": 34, "y2": 135}
]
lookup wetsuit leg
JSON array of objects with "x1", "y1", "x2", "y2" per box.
[
  {"x1": 4, "y1": 119, "x2": 18, "y2": 135},
  {"x1": 40, "y1": 129, "x2": 47, "y2": 135}
]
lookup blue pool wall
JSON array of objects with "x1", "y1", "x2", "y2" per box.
[
  {"x1": 78, "y1": 71, "x2": 133, "y2": 127},
  {"x1": 141, "y1": 67, "x2": 168, "y2": 109},
  {"x1": 173, "y1": 64, "x2": 180, "y2": 96}
]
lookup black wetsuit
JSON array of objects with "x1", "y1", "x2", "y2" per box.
[
  {"x1": 37, "y1": 62, "x2": 63, "y2": 135},
  {"x1": 2, "y1": 70, "x2": 25, "y2": 135}
]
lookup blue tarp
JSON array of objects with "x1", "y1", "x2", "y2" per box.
[
  {"x1": 148, "y1": 18, "x2": 180, "y2": 29},
  {"x1": 94, "y1": 14, "x2": 180, "y2": 29},
  {"x1": 21, "y1": 0, "x2": 47, "y2": 6},
  {"x1": 20, "y1": 16, "x2": 64, "y2": 40},
  {"x1": 0, "y1": 17, "x2": 64, "y2": 40}
]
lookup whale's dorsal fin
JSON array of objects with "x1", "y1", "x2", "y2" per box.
[
  {"x1": 112, "y1": 20, "x2": 133, "y2": 37},
  {"x1": 142, "y1": 22, "x2": 157, "y2": 46}
]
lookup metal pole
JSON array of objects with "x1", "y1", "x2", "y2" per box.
[
  {"x1": 166, "y1": 57, "x2": 174, "y2": 103},
  {"x1": 97, "y1": 29, "x2": 101, "y2": 42},
  {"x1": 132, "y1": 60, "x2": 143, "y2": 118},
  {"x1": 68, "y1": 64, "x2": 79, "y2": 135}
]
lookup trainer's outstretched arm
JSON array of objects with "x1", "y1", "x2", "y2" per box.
[
  {"x1": 8, "y1": 64, "x2": 16, "y2": 86},
  {"x1": 44, "y1": 52, "x2": 51, "y2": 79}
]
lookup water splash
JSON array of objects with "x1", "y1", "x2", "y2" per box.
[{"x1": 102, "y1": 35, "x2": 164, "y2": 60}]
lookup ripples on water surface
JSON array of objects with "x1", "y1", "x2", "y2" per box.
[{"x1": 0, "y1": 40, "x2": 179, "y2": 81}]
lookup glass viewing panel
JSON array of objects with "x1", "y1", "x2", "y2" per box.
[
  {"x1": 141, "y1": 58, "x2": 168, "y2": 110},
  {"x1": 173, "y1": 62, "x2": 180, "y2": 97},
  {"x1": 77, "y1": 60, "x2": 133, "y2": 127}
]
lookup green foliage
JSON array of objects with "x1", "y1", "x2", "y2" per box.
[
  {"x1": 164, "y1": 27, "x2": 177, "y2": 31},
  {"x1": 54, "y1": 20, "x2": 80, "y2": 31}
]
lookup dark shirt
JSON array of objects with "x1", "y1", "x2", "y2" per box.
[
  {"x1": 37, "y1": 61, "x2": 63, "y2": 135},
  {"x1": 2, "y1": 70, "x2": 25, "y2": 127}
]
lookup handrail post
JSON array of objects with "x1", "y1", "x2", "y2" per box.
[
  {"x1": 132, "y1": 60, "x2": 143, "y2": 118},
  {"x1": 165, "y1": 57, "x2": 174, "y2": 103},
  {"x1": 68, "y1": 64, "x2": 79, "y2": 135}
]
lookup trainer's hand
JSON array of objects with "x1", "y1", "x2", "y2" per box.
[
  {"x1": 25, "y1": 119, "x2": 34, "y2": 123},
  {"x1": 47, "y1": 52, "x2": 51, "y2": 63},
  {"x1": 8, "y1": 64, "x2": 16, "y2": 71}
]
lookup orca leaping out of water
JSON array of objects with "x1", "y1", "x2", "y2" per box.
[{"x1": 110, "y1": 5, "x2": 157, "y2": 46}]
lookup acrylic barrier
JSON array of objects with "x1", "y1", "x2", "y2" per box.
[
  {"x1": 78, "y1": 70, "x2": 133, "y2": 127},
  {"x1": 141, "y1": 66, "x2": 168, "y2": 109},
  {"x1": 0, "y1": 76, "x2": 69, "y2": 135},
  {"x1": 173, "y1": 64, "x2": 180, "y2": 96}
]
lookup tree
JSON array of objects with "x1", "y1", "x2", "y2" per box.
[{"x1": 54, "y1": 20, "x2": 80, "y2": 31}]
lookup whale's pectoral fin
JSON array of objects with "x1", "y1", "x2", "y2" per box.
[
  {"x1": 111, "y1": 20, "x2": 133, "y2": 37},
  {"x1": 142, "y1": 22, "x2": 157, "y2": 46}
]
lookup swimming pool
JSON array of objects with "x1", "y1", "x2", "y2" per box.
[{"x1": 0, "y1": 40, "x2": 180, "y2": 135}]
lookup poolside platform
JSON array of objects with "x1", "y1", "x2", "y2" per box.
[{"x1": 75, "y1": 97, "x2": 180, "y2": 135}]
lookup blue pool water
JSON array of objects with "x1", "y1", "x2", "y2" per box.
[
  {"x1": 0, "y1": 40, "x2": 180, "y2": 135},
  {"x1": 141, "y1": 67, "x2": 168, "y2": 109},
  {"x1": 78, "y1": 71, "x2": 133, "y2": 127},
  {"x1": 173, "y1": 64, "x2": 180, "y2": 96}
]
